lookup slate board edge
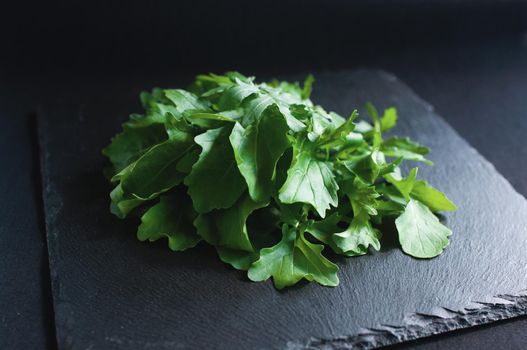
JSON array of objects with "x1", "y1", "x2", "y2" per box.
[
  {"x1": 285, "y1": 293, "x2": 527, "y2": 350},
  {"x1": 35, "y1": 70, "x2": 527, "y2": 350},
  {"x1": 37, "y1": 106, "x2": 68, "y2": 347}
]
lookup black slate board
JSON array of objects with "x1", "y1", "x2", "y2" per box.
[{"x1": 39, "y1": 70, "x2": 527, "y2": 350}]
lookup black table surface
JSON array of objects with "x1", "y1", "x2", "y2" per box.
[{"x1": 2, "y1": 36, "x2": 527, "y2": 349}]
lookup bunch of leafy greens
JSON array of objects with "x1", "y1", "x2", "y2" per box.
[{"x1": 103, "y1": 72, "x2": 456, "y2": 289}]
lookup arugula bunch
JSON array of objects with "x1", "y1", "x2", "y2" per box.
[{"x1": 103, "y1": 72, "x2": 456, "y2": 289}]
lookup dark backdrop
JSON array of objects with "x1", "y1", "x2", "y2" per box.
[
  {"x1": 1, "y1": 1, "x2": 527, "y2": 349},
  {"x1": 2, "y1": 0, "x2": 527, "y2": 75}
]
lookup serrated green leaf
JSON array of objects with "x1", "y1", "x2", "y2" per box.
[
  {"x1": 137, "y1": 194, "x2": 201, "y2": 251},
  {"x1": 396, "y1": 199, "x2": 452, "y2": 258},
  {"x1": 333, "y1": 213, "x2": 381, "y2": 256},
  {"x1": 342, "y1": 177, "x2": 380, "y2": 217},
  {"x1": 185, "y1": 126, "x2": 246, "y2": 213},
  {"x1": 248, "y1": 225, "x2": 339, "y2": 289},
  {"x1": 230, "y1": 106, "x2": 290, "y2": 202},
  {"x1": 385, "y1": 167, "x2": 418, "y2": 201},
  {"x1": 279, "y1": 142, "x2": 338, "y2": 218}
]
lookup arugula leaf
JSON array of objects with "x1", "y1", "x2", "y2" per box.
[
  {"x1": 216, "y1": 247, "x2": 259, "y2": 270},
  {"x1": 333, "y1": 213, "x2": 381, "y2": 256},
  {"x1": 164, "y1": 89, "x2": 211, "y2": 113},
  {"x1": 248, "y1": 225, "x2": 339, "y2": 289},
  {"x1": 110, "y1": 138, "x2": 196, "y2": 217},
  {"x1": 103, "y1": 72, "x2": 457, "y2": 289},
  {"x1": 102, "y1": 124, "x2": 167, "y2": 176},
  {"x1": 194, "y1": 194, "x2": 266, "y2": 252},
  {"x1": 411, "y1": 180, "x2": 457, "y2": 212},
  {"x1": 219, "y1": 78, "x2": 260, "y2": 110},
  {"x1": 396, "y1": 199, "x2": 452, "y2": 258},
  {"x1": 230, "y1": 106, "x2": 290, "y2": 202},
  {"x1": 301, "y1": 74, "x2": 314, "y2": 100},
  {"x1": 343, "y1": 177, "x2": 380, "y2": 217},
  {"x1": 185, "y1": 126, "x2": 246, "y2": 213},
  {"x1": 382, "y1": 137, "x2": 432, "y2": 165},
  {"x1": 306, "y1": 214, "x2": 356, "y2": 256},
  {"x1": 380, "y1": 107, "x2": 398, "y2": 132},
  {"x1": 385, "y1": 167, "x2": 418, "y2": 201},
  {"x1": 279, "y1": 141, "x2": 339, "y2": 218},
  {"x1": 121, "y1": 139, "x2": 195, "y2": 198},
  {"x1": 137, "y1": 194, "x2": 201, "y2": 251}
]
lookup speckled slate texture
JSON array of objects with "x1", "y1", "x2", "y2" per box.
[{"x1": 38, "y1": 70, "x2": 527, "y2": 350}]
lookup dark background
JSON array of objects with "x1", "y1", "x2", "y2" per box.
[{"x1": 1, "y1": 1, "x2": 527, "y2": 349}]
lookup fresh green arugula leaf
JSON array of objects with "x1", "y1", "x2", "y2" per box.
[
  {"x1": 385, "y1": 167, "x2": 418, "y2": 201},
  {"x1": 110, "y1": 138, "x2": 196, "y2": 217},
  {"x1": 382, "y1": 137, "x2": 433, "y2": 165},
  {"x1": 219, "y1": 78, "x2": 260, "y2": 110},
  {"x1": 230, "y1": 105, "x2": 291, "y2": 202},
  {"x1": 301, "y1": 74, "x2": 314, "y2": 100},
  {"x1": 120, "y1": 139, "x2": 195, "y2": 199},
  {"x1": 396, "y1": 199, "x2": 452, "y2": 258},
  {"x1": 137, "y1": 194, "x2": 201, "y2": 251},
  {"x1": 164, "y1": 89, "x2": 211, "y2": 113},
  {"x1": 411, "y1": 180, "x2": 457, "y2": 212},
  {"x1": 216, "y1": 247, "x2": 259, "y2": 270},
  {"x1": 185, "y1": 126, "x2": 246, "y2": 213},
  {"x1": 102, "y1": 123, "x2": 167, "y2": 176},
  {"x1": 194, "y1": 194, "x2": 266, "y2": 252},
  {"x1": 343, "y1": 177, "x2": 380, "y2": 217},
  {"x1": 380, "y1": 107, "x2": 398, "y2": 132},
  {"x1": 279, "y1": 141, "x2": 339, "y2": 218},
  {"x1": 306, "y1": 213, "x2": 354, "y2": 256},
  {"x1": 248, "y1": 225, "x2": 339, "y2": 289},
  {"x1": 333, "y1": 213, "x2": 381, "y2": 256}
]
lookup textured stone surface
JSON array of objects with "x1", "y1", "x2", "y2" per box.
[
  {"x1": 0, "y1": 82, "x2": 55, "y2": 349},
  {"x1": 39, "y1": 70, "x2": 527, "y2": 349}
]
